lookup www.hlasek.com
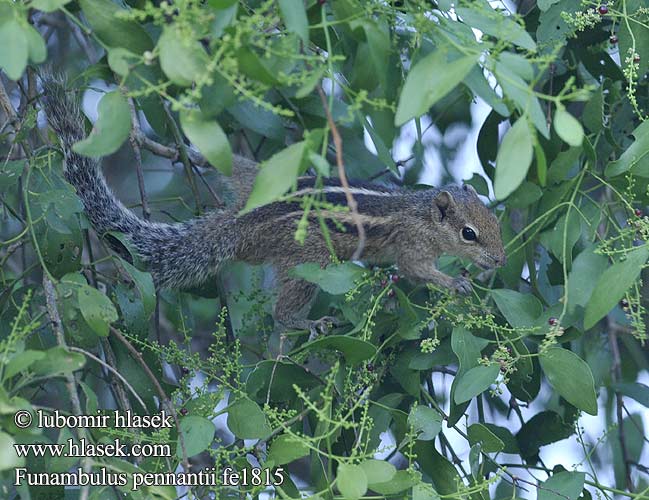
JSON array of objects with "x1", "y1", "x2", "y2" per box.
[{"x1": 12, "y1": 409, "x2": 285, "y2": 491}]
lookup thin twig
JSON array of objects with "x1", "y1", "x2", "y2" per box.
[
  {"x1": 68, "y1": 346, "x2": 147, "y2": 411},
  {"x1": 128, "y1": 98, "x2": 151, "y2": 220},
  {"x1": 316, "y1": 85, "x2": 366, "y2": 260},
  {"x1": 43, "y1": 276, "x2": 92, "y2": 500},
  {"x1": 162, "y1": 103, "x2": 202, "y2": 213},
  {"x1": 109, "y1": 326, "x2": 190, "y2": 473},
  {"x1": 609, "y1": 325, "x2": 635, "y2": 492}
]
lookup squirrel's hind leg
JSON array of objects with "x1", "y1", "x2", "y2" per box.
[{"x1": 274, "y1": 275, "x2": 339, "y2": 339}]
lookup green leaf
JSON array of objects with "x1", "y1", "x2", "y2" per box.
[
  {"x1": 613, "y1": 382, "x2": 649, "y2": 407},
  {"x1": 605, "y1": 120, "x2": 649, "y2": 177},
  {"x1": 31, "y1": 0, "x2": 71, "y2": 12},
  {"x1": 395, "y1": 52, "x2": 476, "y2": 126},
  {"x1": 337, "y1": 463, "x2": 367, "y2": 500},
  {"x1": 358, "y1": 460, "x2": 396, "y2": 486},
  {"x1": 538, "y1": 471, "x2": 585, "y2": 500},
  {"x1": 158, "y1": 25, "x2": 209, "y2": 87},
  {"x1": 107, "y1": 47, "x2": 139, "y2": 76},
  {"x1": 0, "y1": 20, "x2": 28, "y2": 81},
  {"x1": 467, "y1": 423, "x2": 504, "y2": 452},
  {"x1": 454, "y1": 364, "x2": 500, "y2": 404},
  {"x1": 242, "y1": 141, "x2": 307, "y2": 213},
  {"x1": 266, "y1": 435, "x2": 309, "y2": 466},
  {"x1": 291, "y1": 262, "x2": 366, "y2": 295},
  {"x1": 245, "y1": 360, "x2": 321, "y2": 402},
  {"x1": 449, "y1": 327, "x2": 489, "y2": 424},
  {"x1": 77, "y1": 284, "x2": 118, "y2": 337},
  {"x1": 3, "y1": 350, "x2": 45, "y2": 380},
  {"x1": 491, "y1": 289, "x2": 542, "y2": 329},
  {"x1": 371, "y1": 470, "x2": 418, "y2": 495},
  {"x1": 516, "y1": 410, "x2": 574, "y2": 458},
  {"x1": 408, "y1": 405, "x2": 443, "y2": 441},
  {"x1": 566, "y1": 246, "x2": 608, "y2": 312},
  {"x1": 32, "y1": 347, "x2": 86, "y2": 376},
  {"x1": 456, "y1": 7, "x2": 536, "y2": 50},
  {"x1": 494, "y1": 117, "x2": 534, "y2": 200},
  {"x1": 539, "y1": 347, "x2": 597, "y2": 415},
  {"x1": 180, "y1": 109, "x2": 232, "y2": 175},
  {"x1": 495, "y1": 62, "x2": 549, "y2": 138},
  {"x1": 413, "y1": 484, "x2": 441, "y2": 500},
  {"x1": 79, "y1": 0, "x2": 153, "y2": 53},
  {"x1": 119, "y1": 258, "x2": 155, "y2": 319},
  {"x1": 25, "y1": 25, "x2": 46, "y2": 63},
  {"x1": 227, "y1": 397, "x2": 271, "y2": 439},
  {"x1": 303, "y1": 336, "x2": 377, "y2": 365},
  {"x1": 0, "y1": 432, "x2": 24, "y2": 471},
  {"x1": 278, "y1": 0, "x2": 308, "y2": 44},
  {"x1": 584, "y1": 246, "x2": 649, "y2": 329},
  {"x1": 554, "y1": 109, "x2": 584, "y2": 147},
  {"x1": 177, "y1": 416, "x2": 215, "y2": 458},
  {"x1": 73, "y1": 91, "x2": 131, "y2": 157}
]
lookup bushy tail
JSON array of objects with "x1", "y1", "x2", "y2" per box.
[{"x1": 41, "y1": 77, "x2": 235, "y2": 288}]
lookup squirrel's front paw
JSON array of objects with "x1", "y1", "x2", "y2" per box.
[
  {"x1": 308, "y1": 316, "x2": 340, "y2": 340},
  {"x1": 452, "y1": 276, "x2": 472, "y2": 295}
]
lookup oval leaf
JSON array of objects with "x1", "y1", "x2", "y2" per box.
[
  {"x1": 266, "y1": 434, "x2": 309, "y2": 466},
  {"x1": 395, "y1": 52, "x2": 476, "y2": 126},
  {"x1": 454, "y1": 364, "x2": 500, "y2": 404},
  {"x1": 408, "y1": 405, "x2": 443, "y2": 441},
  {"x1": 227, "y1": 397, "x2": 271, "y2": 439},
  {"x1": 177, "y1": 416, "x2": 215, "y2": 458},
  {"x1": 0, "y1": 20, "x2": 28, "y2": 81},
  {"x1": 242, "y1": 141, "x2": 307, "y2": 213},
  {"x1": 337, "y1": 463, "x2": 367, "y2": 500},
  {"x1": 77, "y1": 284, "x2": 118, "y2": 337},
  {"x1": 494, "y1": 117, "x2": 534, "y2": 200},
  {"x1": 158, "y1": 25, "x2": 209, "y2": 87},
  {"x1": 73, "y1": 91, "x2": 131, "y2": 157},
  {"x1": 539, "y1": 347, "x2": 597, "y2": 415},
  {"x1": 180, "y1": 109, "x2": 232, "y2": 175},
  {"x1": 359, "y1": 459, "x2": 396, "y2": 486},
  {"x1": 584, "y1": 246, "x2": 649, "y2": 329},
  {"x1": 554, "y1": 109, "x2": 584, "y2": 147},
  {"x1": 303, "y1": 335, "x2": 377, "y2": 365}
]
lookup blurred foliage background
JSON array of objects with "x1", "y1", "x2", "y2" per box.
[{"x1": 1, "y1": 0, "x2": 649, "y2": 499}]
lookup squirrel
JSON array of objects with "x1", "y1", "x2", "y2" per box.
[{"x1": 41, "y1": 78, "x2": 507, "y2": 335}]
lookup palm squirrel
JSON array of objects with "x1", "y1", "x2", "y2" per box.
[{"x1": 42, "y1": 80, "x2": 506, "y2": 333}]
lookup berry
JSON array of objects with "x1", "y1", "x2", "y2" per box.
[
  {"x1": 181, "y1": 367, "x2": 190, "y2": 375},
  {"x1": 620, "y1": 298, "x2": 629, "y2": 309},
  {"x1": 387, "y1": 289, "x2": 395, "y2": 298},
  {"x1": 180, "y1": 408, "x2": 188, "y2": 416},
  {"x1": 380, "y1": 279, "x2": 388, "y2": 288},
  {"x1": 635, "y1": 209, "x2": 643, "y2": 217},
  {"x1": 366, "y1": 363, "x2": 374, "y2": 372},
  {"x1": 609, "y1": 35, "x2": 618, "y2": 44},
  {"x1": 390, "y1": 274, "x2": 399, "y2": 283},
  {"x1": 548, "y1": 317, "x2": 559, "y2": 327},
  {"x1": 598, "y1": 4, "x2": 608, "y2": 15}
]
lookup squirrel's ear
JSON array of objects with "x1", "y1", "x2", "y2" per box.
[
  {"x1": 462, "y1": 183, "x2": 477, "y2": 196},
  {"x1": 434, "y1": 190, "x2": 455, "y2": 221}
]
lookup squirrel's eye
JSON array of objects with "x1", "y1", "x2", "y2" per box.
[{"x1": 461, "y1": 227, "x2": 477, "y2": 241}]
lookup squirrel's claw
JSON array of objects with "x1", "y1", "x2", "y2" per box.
[
  {"x1": 308, "y1": 316, "x2": 340, "y2": 340},
  {"x1": 452, "y1": 276, "x2": 472, "y2": 295}
]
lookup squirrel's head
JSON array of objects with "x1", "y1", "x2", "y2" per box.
[{"x1": 432, "y1": 184, "x2": 506, "y2": 270}]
